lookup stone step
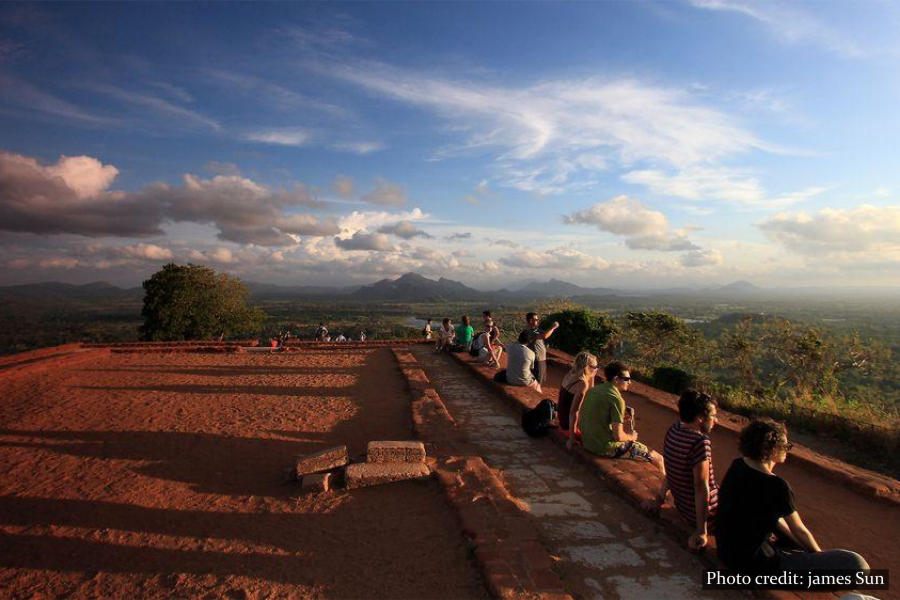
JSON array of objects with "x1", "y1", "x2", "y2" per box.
[
  {"x1": 295, "y1": 445, "x2": 348, "y2": 477},
  {"x1": 367, "y1": 440, "x2": 426, "y2": 463},
  {"x1": 345, "y1": 462, "x2": 431, "y2": 489}
]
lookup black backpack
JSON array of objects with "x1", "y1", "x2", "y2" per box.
[{"x1": 521, "y1": 398, "x2": 557, "y2": 437}]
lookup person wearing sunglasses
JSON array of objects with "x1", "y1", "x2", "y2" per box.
[
  {"x1": 716, "y1": 419, "x2": 869, "y2": 573},
  {"x1": 576, "y1": 362, "x2": 668, "y2": 498}
]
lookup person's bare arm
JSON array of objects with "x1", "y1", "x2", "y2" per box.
[
  {"x1": 566, "y1": 380, "x2": 587, "y2": 449},
  {"x1": 537, "y1": 321, "x2": 560, "y2": 340},
  {"x1": 782, "y1": 512, "x2": 821, "y2": 552},
  {"x1": 611, "y1": 422, "x2": 637, "y2": 442},
  {"x1": 688, "y1": 460, "x2": 711, "y2": 549}
]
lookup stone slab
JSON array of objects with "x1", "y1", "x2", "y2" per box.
[
  {"x1": 367, "y1": 440, "x2": 426, "y2": 463},
  {"x1": 344, "y1": 462, "x2": 430, "y2": 489},
  {"x1": 301, "y1": 471, "x2": 331, "y2": 492},
  {"x1": 295, "y1": 445, "x2": 348, "y2": 477}
]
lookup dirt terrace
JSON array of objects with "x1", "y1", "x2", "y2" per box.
[{"x1": 0, "y1": 348, "x2": 487, "y2": 600}]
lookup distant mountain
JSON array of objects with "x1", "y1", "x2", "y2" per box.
[
  {"x1": 716, "y1": 280, "x2": 762, "y2": 294},
  {"x1": 246, "y1": 281, "x2": 359, "y2": 299},
  {"x1": 349, "y1": 272, "x2": 487, "y2": 302},
  {"x1": 510, "y1": 278, "x2": 620, "y2": 298},
  {"x1": 0, "y1": 281, "x2": 142, "y2": 302}
]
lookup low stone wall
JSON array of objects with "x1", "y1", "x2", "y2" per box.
[{"x1": 545, "y1": 349, "x2": 900, "y2": 506}]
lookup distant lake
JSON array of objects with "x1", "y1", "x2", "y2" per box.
[{"x1": 405, "y1": 317, "x2": 429, "y2": 329}]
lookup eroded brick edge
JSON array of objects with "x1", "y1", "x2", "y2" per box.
[{"x1": 391, "y1": 347, "x2": 573, "y2": 600}]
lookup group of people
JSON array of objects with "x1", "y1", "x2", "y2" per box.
[
  {"x1": 428, "y1": 311, "x2": 871, "y2": 575},
  {"x1": 425, "y1": 311, "x2": 558, "y2": 389},
  {"x1": 314, "y1": 323, "x2": 366, "y2": 343},
  {"x1": 556, "y1": 354, "x2": 870, "y2": 574}
]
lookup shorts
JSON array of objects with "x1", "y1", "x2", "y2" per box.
[
  {"x1": 607, "y1": 441, "x2": 653, "y2": 461},
  {"x1": 533, "y1": 359, "x2": 547, "y2": 384}
]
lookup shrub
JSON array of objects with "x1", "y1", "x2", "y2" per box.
[
  {"x1": 543, "y1": 309, "x2": 617, "y2": 357},
  {"x1": 651, "y1": 366, "x2": 696, "y2": 395}
]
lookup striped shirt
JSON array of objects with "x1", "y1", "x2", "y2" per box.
[{"x1": 663, "y1": 421, "x2": 718, "y2": 526}]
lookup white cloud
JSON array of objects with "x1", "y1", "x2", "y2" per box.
[
  {"x1": 623, "y1": 167, "x2": 827, "y2": 207},
  {"x1": 332, "y1": 141, "x2": 385, "y2": 154},
  {"x1": 679, "y1": 248, "x2": 724, "y2": 267},
  {"x1": 757, "y1": 205, "x2": 900, "y2": 258},
  {"x1": 327, "y1": 62, "x2": 774, "y2": 194},
  {"x1": 361, "y1": 177, "x2": 407, "y2": 206},
  {"x1": 564, "y1": 195, "x2": 708, "y2": 253},
  {"x1": 499, "y1": 246, "x2": 610, "y2": 270},
  {"x1": 334, "y1": 231, "x2": 395, "y2": 251},
  {"x1": 209, "y1": 247, "x2": 234, "y2": 263},
  {"x1": 688, "y1": 0, "x2": 867, "y2": 58},
  {"x1": 119, "y1": 243, "x2": 174, "y2": 261},
  {"x1": 337, "y1": 207, "x2": 426, "y2": 237},
  {"x1": 378, "y1": 220, "x2": 432, "y2": 239},
  {"x1": 92, "y1": 84, "x2": 221, "y2": 131},
  {"x1": 243, "y1": 128, "x2": 311, "y2": 147}
]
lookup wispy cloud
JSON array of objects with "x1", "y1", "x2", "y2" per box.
[
  {"x1": 206, "y1": 69, "x2": 349, "y2": 118},
  {"x1": 687, "y1": 0, "x2": 868, "y2": 58},
  {"x1": 332, "y1": 141, "x2": 385, "y2": 154},
  {"x1": 92, "y1": 83, "x2": 221, "y2": 131},
  {"x1": 322, "y1": 60, "x2": 779, "y2": 195},
  {"x1": 243, "y1": 127, "x2": 311, "y2": 147},
  {"x1": 0, "y1": 72, "x2": 119, "y2": 126}
]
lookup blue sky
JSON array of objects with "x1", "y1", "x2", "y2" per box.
[{"x1": 1, "y1": 1, "x2": 898, "y2": 289}]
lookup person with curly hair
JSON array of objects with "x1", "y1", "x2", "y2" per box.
[{"x1": 716, "y1": 418, "x2": 869, "y2": 572}]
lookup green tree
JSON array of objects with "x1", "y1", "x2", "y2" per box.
[
  {"x1": 140, "y1": 263, "x2": 265, "y2": 341},
  {"x1": 543, "y1": 308, "x2": 618, "y2": 358}
]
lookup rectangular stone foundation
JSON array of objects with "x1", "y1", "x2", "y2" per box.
[
  {"x1": 296, "y1": 445, "x2": 348, "y2": 477},
  {"x1": 344, "y1": 462, "x2": 430, "y2": 489},
  {"x1": 367, "y1": 440, "x2": 426, "y2": 464}
]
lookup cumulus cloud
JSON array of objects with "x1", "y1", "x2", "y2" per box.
[
  {"x1": 378, "y1": 220, "x2": 433, "y2": 239},
  {"x1": 333, "y1": 175, "x2": 355, "y2": 198},
  {"x1": 334, "y1": 231, "x2": 395, "y2": 251},
  {"x1": 679, "y1": 248, "x2": 724, "y2": 267},
  {"x1": 757, "y1": 205, "x2": 900, "y2": 257},
  {"x1": 119, "y1": 243, "x2": 174, "y2": 261},
  {"x1": 0, "y1": 151, "x2": 163, "y2": 236},
  {"x1": 0, "y1": 150, "x2": 336, "y2": 245},
  {"x1": 564, "y1": 195, "x2": 668, "y2": 236},
  {"x1": 499, "y1": 246, "x2": 610, "y2": 271},
  {"x1": 362, "y1": 177, "x2": 407, "y2": 206},
  {"x1": 564, "y1": 195, "x2": 703, "y2": 253}
]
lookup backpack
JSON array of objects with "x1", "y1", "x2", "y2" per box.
[{"x1": 521, "y1": 398, "x2": 557, "y2": 437}]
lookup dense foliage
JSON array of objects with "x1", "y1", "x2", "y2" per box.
[
  {"x1": 541, "y1": 309, "x2": 618, "y2": 357},
  {"x1": 140, "y1": 264, "x2": 265, "y2": 341}
]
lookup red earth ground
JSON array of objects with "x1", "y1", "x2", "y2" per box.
[{"x1": 0, "y1": 348, "x2": 489, "y2": 600}]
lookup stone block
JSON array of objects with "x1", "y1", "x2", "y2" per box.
[
  {"x1": 301, "y1": 472, "x2": 331, "y2": 493},
  {"x1": 344, "y1": 462, "x2": 430, "y2": 489},
  {"x1": 295, "y1": 445, "x2": 348, "y2": 477},
  {"x1": 366, "y1": 440, "x2": 426, "y2": 463}
]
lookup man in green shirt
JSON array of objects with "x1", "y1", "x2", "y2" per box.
[
  {"x1": 575, "y1": 361, "x2": 668, "y2": 500},
  {"x1": 454, "y1": 315, "x2": 475, "y2": 352}
]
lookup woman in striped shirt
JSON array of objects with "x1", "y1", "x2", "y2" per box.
[{"x1": 663, "y1": 390, "x2": 719, "y2": 551}]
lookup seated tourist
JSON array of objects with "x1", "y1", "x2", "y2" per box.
[
  {"x1": 576, "y1": 361, "x2": 667, "y2": 496},
  {"x1": 716, "y1": 419, "x2": 869, "y2": 573},
  {"x1": 472, "y1": 318, "x2": 503, "y2": 367},
  {"x1": 503, "y1": 330, "x2": 542, "y2": 393},
  {"x1": 663, "y1": 390, "x2": 719, "y2": 550},
  {"x1": 454, "y1": 315, "x2": 475, "y2": 352},
  {"x1": 435, "y1": 317, "x2": 455, "y2": 352},
  {"x1": 560, "y1": 351, "x2": 598, "y2": 443},
  {"x1": 423, "y1": 318, "x2": 433, "y2": 340}
]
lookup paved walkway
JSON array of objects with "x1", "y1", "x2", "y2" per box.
[{"x1": 413, "y1": 347, "x2": 742, "y2": 600}]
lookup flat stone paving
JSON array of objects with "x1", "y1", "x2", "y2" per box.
[{"x1": 413, "y1": 347, "x2": 744, "y2": 600}]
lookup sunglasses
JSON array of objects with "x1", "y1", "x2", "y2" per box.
[{"x1": 618, "y1": 376, "x2": 632, "y2": 382}]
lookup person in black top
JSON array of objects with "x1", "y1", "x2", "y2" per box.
[{"x1": 716, "y1": 419, "x2": 869, "y2": 573}]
